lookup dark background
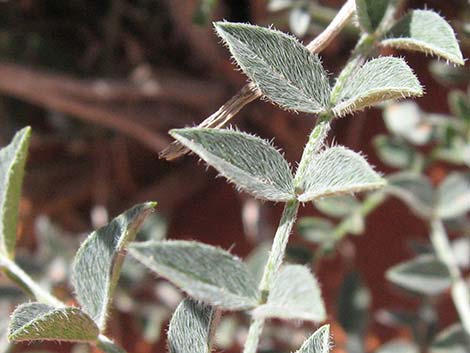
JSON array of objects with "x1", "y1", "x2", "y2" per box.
[{"x1": 0, "y1": 0, "x2": 468, "y2": 352}]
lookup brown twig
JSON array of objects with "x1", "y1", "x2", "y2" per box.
[
  {"x1": 0, "y1": 62, "x2": 225, "y2": 152},
  {"x1": 160, "y1": 0, "x2": 357, "y2": 160}
]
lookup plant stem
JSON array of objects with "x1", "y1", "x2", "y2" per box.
[
  {"x1": 243, "y1": 200, "x2": 299, "y2": 353},
  {"x1": 430, "y1": 219, "x2": 470, "y2": 335},
  {"x1": 258, "y1": 200, "x2": 300, "y2": 299},
  {"x1": 97, "y1": 335, "x2": 127, "y2": 353},
  {"x1": 0, "y1": 255, "x2": 63, "y2": 307}
]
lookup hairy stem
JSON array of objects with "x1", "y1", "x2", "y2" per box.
[
  {"x1": 160, "y1": 0, "x2": 356, "y2": 161},
  {"x1": 243, "y1": 200, "x2": 299, "y2": 353},
  {"x1": 0, "y1": 256, "x2": 63, "y2": 307},
  {"x1": 430, "y1": 219, "x2": 470, "y2": 335},
  {"x1": 0, "y1": 255, "x2": 127, "y2": 353}
]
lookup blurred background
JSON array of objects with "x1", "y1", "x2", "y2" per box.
[{"x1": 0, "y1": 0, "x2": 469, "y2": 352}]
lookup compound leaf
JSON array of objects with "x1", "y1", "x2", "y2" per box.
[
  {"x1": 72, "y1": 202, "x2": 156, "y2": 330},
  {"x1": 130, "y1": 240, "x2": 258, "y2": 310},
  {"x1": 214, "y1": 22, "x2": 331, "y2": 113},
  {"x1": 168, "y1": 298, "x2": 215, "y2": 353},
  {"x1": 295, "y1": 325, "x2": 331, "y2": 353},
  {"x1": 332, "y1": 57, "x2": 422, "y2": 117},
  {"x1": 0, "y1": 127, "x2": 31, "y2": 259},
  {"x1": 297, "y1": 146, "x2": 385, "y2": 202},
  {"x1": 8, "y1": 303, "x2": 98, "y2": 343},
  {"x1": 253, "y1": 265, "x2": 325, "y2": 322},
  {"x1": 356, "y1": 0, "x2": 389, "y2": 33},
  {"x1": 435, "y1": 172, "x2": 470, "y2": 220},
  {"x1": 431, "y1": 323, "x2": 470, "y2": 353},
  {"x1": 171, "y1": 128, "x2": 295, "y2": 202},
  {"x1": 386, "y1": 255, "x2": 451, "y2": 296},
  {"x1": 382, "y1": 10, "x2": 464, "y2": 66}
]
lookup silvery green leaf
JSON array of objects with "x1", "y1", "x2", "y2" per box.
[
  {"x1": 214, "y1": 22, "x2": 331, "y2": 113},
  {"x1": 375, "y1": 340, "x2": 419, "y2": 353},
  {"x1": 297, "y1": 146, "x2": 385, "y2": 202},
  {"x1": 295, "y1": 325, "x2": 331, "y2": 353},
  {"x1": 356, "y1": 0, "x2": 389, "y2": 33},
  {"x1": 72, "y1": 202, "x2": 156, "y2": 330},
  {"x1": 297, "y1": 217, "x2": 334, "y2": 244},
  {"x1": 436, "y1": 172, "x2": 470, "y2": 220},
  {"x1": 332, "y1": 57, "x2": 423, "y2": 117},
  {"x1": 448, "y1": 90, "x2": 470, "y2": 123},
  {"x1": 341, "y1": 211, "x2": 365, "y2": 235},
  {"x1": 430, "y1": 323, "x2": 470, "y2": 353},
  {"x1": 168, "y1": 298, "x2": 214, "y2": 353},
  {"x1": 386, "y1": 172, "x2": 434, "y2": 219},
  {"x1": 129, "y1": 240, "x2": 258, "y2": 310},
  {"x1": 8, "y1": 303, "x2": 98, "y2": 343},
  {"x1": 383, "y1": 101, "x2": 431, "y2": 145},
  {"x1": 314, "y1": 195, "x2": 359, "y2": 218},
  {"x1": 373, "y1": 135, "x2": 415, "y2": 169},
  {"x1": 245, "y1": 242, "x2": 270, "y2": 285},
  {"x1": 382, "y1": 10, "x2": 464, "y2": 66},
  {"x1": 253, "y1": 265, "x2": 325, "y2": 322},
  {"x1": 170, "y1": 128, "x2": 295, "y2": 202},
  {"x1": 0, "y1": 127, "x2": 31, "y2": 259},
  {"x1": 386, "y1": 255, "x2": 451, "y2": 296},
  {"x1": 290, "y1": 6, "x2": 311, "y2": 37}
]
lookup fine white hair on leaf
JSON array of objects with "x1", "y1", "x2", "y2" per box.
[
  {"x1": 214, "y1": 22, "x2": 331, "y2": 114},
  {"x1": 170, "y1": 127, "x2": 296, "y2": 202},
  {"x1": 332, "y1": 56, "x2": 423, "y2": 117},
  {"x1": 167, "y1": 298, "x2": 215, "y2": 353},
  {"x1": 253, "y1": 264, "x2": 326, "y2": 323},
  {"x1": 297, "y1": 146, "x2": 386, "y2": 202},
  {"x1": 294, "y1": 325, "x2": 332, "y2": 353},
  {"x1": 381, "y1": 9, "x2": 464, "y2": 66},
  {"x1": 129, "y1": 240, "x2": 259, "y2": 310},
  {"x1": 8, "y1": 303, "x2": 99, "y2": 343}
]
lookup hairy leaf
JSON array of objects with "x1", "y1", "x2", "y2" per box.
[
  {"x1": 382, "y1": 10, "x2": 464, "y2": 66},
  {"x1": 168, "y1": 299, "x2": 214, "y2": 353},
  {"x1": 171, "y1": 128, "x2": 295, "y2": 201},
  {"x1": 356, "y1": 0, "x2": 389, "y2": 33},
  {"x1": 431, "y1": 324, "x2": 470, "y2": 353},
  {"x1": 245, "y1": 242, "x2": 270, "y2": 285},
  {"x1": 8, "y1": 303, "x2": 98, "y2": 343},
  {"x1": 297, "y1": 146, "x2": 385, "y2": 202},
  {"x1": 295, "y1": 325, "x2": 331, "y2": 353},
  {"x1": 130, "y1": 240, "x2": 258, "y2": 310},
  {"x1": 332, "y1": 57, "x2": 422, "y2": 117},
  {"x1": 0, "y1": 127, "x2": 31, "y2": 259},
  {"x1": 214, "y1": 22, "x2": 331, "y2": 113},
  {"x1": 386, "y1": 255, "x2": 451, "y2": 295},
  {"x1": 72, "y1": 202, "x2": 156, "y2": 330},
  {"x1": 435, "y1": 172, "x2": 470, "y2": 220},
  {"x1": 386, "y1": 172, "x2": 434, "y2": 219},
  {"x1": 253, "y1": 265, "x2": 325, "y2": 322}
]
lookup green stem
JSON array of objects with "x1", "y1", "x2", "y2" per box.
[
  {"x1": 0, "y1": 255, "x2": 127, "y2": 353},
  {"x1": 243, "y1": 200, "x2": 299, "y2": 353},
  {"x1": 430, "y1": 219, "x2": 470, "y2": 335},
  {"x1": 0, "y1": 255, "x2": 63, "y2": 307},
  {"x1": 258, "y1": 200, "x2": 300, "y2": 299}
]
